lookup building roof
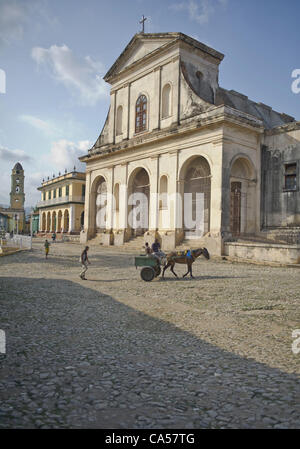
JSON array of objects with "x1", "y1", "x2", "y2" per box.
[
  {"x1": 13, "y1": 162, "x2": 23, "y2": 171},
  {"x1": 37, "y1": 170, "x2": 86, "y2": 190}
]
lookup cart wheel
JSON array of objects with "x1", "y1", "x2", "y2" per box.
[
  {"x1": 155, "y1": 266, "x2": 161, "y2": 277},
  {"x1": 141, "y1": 267, "x2": 155, "y2": 282}
]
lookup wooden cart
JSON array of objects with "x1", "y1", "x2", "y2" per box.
[{"x1": 134, "y1": 255, "x2": 161, "y2": 282}]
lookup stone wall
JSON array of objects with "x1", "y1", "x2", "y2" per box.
[{"x1": 261, "y1": 124, "x2": 300, "y2": 229}]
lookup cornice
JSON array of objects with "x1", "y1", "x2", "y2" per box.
[{"x1": 80, "y1": 106, "x2": 264, "y2": 165}]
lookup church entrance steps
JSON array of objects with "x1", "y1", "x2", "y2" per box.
[
  {"x1": 88, "y1": 235, "x2": 145, "y2": 252},
  {"x1": 87, "y1": 234, "x2": 103, "y2": 246},
  {"x1": 175, "y1": 239, "x2": 207, "y2": 251},
  {"x1": 36, "y1": 233, "x2": 80, "y2": 243},
  {"x1": 115, "y1": 235, "x2": 145, "y2": 251}
]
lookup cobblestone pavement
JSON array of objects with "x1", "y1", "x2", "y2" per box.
[{"x1": 0, "y1": 241, "x2": 299, "y2": 428}]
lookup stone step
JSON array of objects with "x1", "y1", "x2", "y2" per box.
[{"x1": 176, "y1": 240, "x2": 206, "y2": 250}]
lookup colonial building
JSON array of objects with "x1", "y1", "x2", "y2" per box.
[
  {"x1": 37, "y1": 170, "x2": 85, "y2": 235},
  {"x1": 0, "y1": 162, "x2": 26, "y2": 233},
  {"x1": 80, "y1": 32, "x2": 300, "y2": 261}
]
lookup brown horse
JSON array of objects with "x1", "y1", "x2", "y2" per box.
[{"x1": 162, "y1": 248, "x2": 210, "y2": 279}]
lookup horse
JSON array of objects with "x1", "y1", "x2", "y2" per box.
[{"x1": 162, "y1": 247, "x2": 210, "y2": 279}]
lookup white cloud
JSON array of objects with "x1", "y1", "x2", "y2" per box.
[
  {"x1": 19, "y1": 114, "x2": 59, "y2": 136},
  {"x1": 49, "y1": 139, "x2": 91, "y2": 172},
  {"x1": 170, "y1": 0, "x2": 227, "y2": 25},
  {"x1": 31, "y1": 44, "x2": 108, "y2": 106},
  {"x1": 0, "y1": 144, "x2": 32, "y2": 162}
]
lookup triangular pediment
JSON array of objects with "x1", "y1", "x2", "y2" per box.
[
  {"x1": 104, "y1": 33, "x2": 179, "y2": 82},
  {"x1": 104, "y1": 33, "x2": 224, "y2": 83}
]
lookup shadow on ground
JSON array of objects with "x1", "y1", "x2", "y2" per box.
[{"x1": 0, "y1": 276, "x2": 299, "y2": 429}]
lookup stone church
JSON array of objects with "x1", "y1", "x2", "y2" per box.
[{"x1": 80, "y1": 32, "x2": 300, "y2": 263}]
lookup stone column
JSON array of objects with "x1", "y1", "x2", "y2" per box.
[
  {"x1": 39, "y1": 211, "x2": 43, "y2": 232},
  {"x1": 84, "y1": 171, "x2": 92, "y2": 240},
  {"x1": 55, "y1": 212, "x2": 59, "y2": 232},
  {"x1": 153, "y1": 66, "x2": 161, "y2": 131},
  {"x1": 210, "y1": 139, "x2": 223, "y2": 235},
  {"x1": 122, "y1": 163, "x2": 129, "y2": 226},
  {"x1": 114, "y1": 163, "x2": 128, "y2": 245},
  {"x1": 69, "y1": 205, "x2": 75, "y2": 233},
  {"x1": 162, "y1": 151, "x2": 179, "y2": 249},
  {"x1": 107, "y1": 166, "x2": 114, "y2": 231},
  {"x1": 149, "y1": 156, "x2": 159, "y2": 232},
  {"x1": 125, "y1": 83, "x2": 131, "y2": 140},
  {"x1": 108, "y1": 90, "x2": 116, "y2": 144},
  {"x1": 171, "y1": 56, "x2": 181, "y2": 126}
]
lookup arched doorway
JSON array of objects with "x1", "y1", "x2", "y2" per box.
[
  {"x1": 182, "y1": 156, "x2": 211, "y2": 238},
  {"x1": 230, "y1": 157, "x2": 256, "y2": 236},
  {"x1": 63, "y1": 210, "x2": 69, "y2": 232},
  {"x1": 128, "y1": 168, "x2": 150, "y2": 236}
]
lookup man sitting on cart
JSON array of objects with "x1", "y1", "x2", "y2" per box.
[{"x1": 151, "y1": 239, "x2": 166, "y2": 265}]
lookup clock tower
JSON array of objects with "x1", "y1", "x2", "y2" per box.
[{"x1": 10, "y1": 162, "x2": 25, "y2": 210}]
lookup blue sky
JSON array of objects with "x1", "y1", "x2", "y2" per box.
[{"x1": 0, "y1": 0, "x2": 299, "y2": 208}]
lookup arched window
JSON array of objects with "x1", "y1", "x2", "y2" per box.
[
  {"x1": 162, "y1": 84, "x2": 171, "y2": 118},
  {"x1": 135, "y1": 95, "x2": 147, "y2": 133},
  {"x1": 116, "y1": 105, "x2": 123, "y2": 136}
]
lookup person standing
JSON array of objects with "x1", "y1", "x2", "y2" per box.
[
  {"x1": 44, "y1": 239, "x2": 50, "y2": 259},
  {"x1": 80, "y1": 246, "x2": 90, "y2": 280}
]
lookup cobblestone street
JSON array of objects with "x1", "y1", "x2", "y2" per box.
[{"x1": 0, "y1": 241, "x2": 299, "y2": 428}]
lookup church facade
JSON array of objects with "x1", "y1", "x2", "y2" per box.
[{"x1": 80, "y1": 33, "x2": 300, "y2": 257}]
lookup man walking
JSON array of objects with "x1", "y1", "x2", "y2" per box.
[
  {"x1": 80, "y1": 246, "x2": 90, "y2": 280},
  {"x1": 44, "y1": 239, "x2": 50, "y2": 259}
]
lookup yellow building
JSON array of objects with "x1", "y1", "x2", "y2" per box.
[{"x1": 37, "y1": 170, "x2": 85, "y2": 235}]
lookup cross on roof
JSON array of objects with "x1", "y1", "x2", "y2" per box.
[{"x1": 139, "y1": 15, "x2": 147, "y2": 33}]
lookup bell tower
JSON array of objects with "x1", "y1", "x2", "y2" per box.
[{"x1": 10, "y1": 162, "x2": 25, "y2": 210}]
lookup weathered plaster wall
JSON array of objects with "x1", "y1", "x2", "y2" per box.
[{"x1": 262, "y1": 126, "x2": 300, "y2": 228}]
